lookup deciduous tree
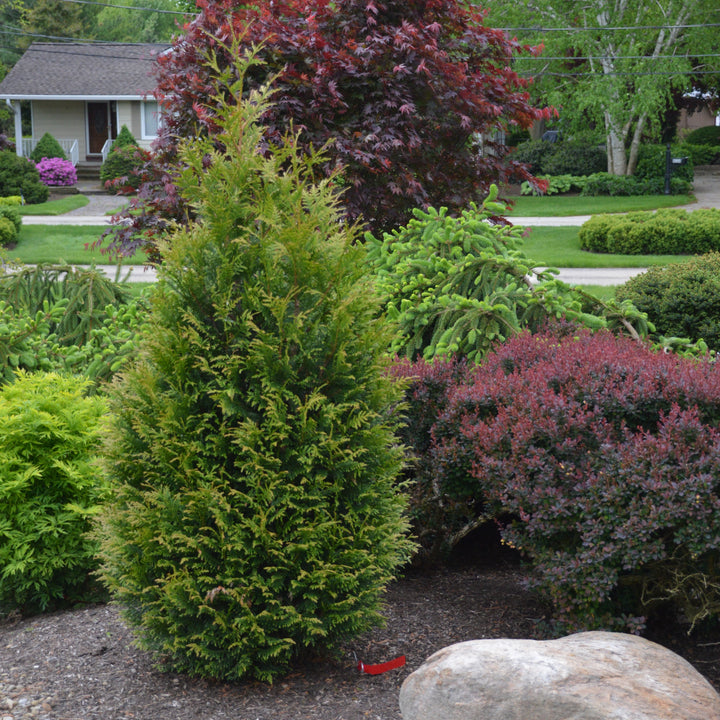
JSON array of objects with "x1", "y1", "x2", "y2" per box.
[{"x1": 99, "y1": 0, "x2": 552, "y2": 259}]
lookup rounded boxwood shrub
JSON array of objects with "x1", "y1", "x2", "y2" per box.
[
  {"x1": 579, "y1": 208, "x2": 720, "y2": 255},
  {"x1": 616, "y1": 253, "x2": 720, "y2": 350},
  {"x1": 96, "y1": 57, "x2": 413, "y2": 683},
  {"x1": 0, "y1": 151, "x2": 49, "y2": 204},
  {"x1": 29, "y1": 132, "x2": 67, "y2": 163},
  {"x1": 0, "y1": 371, "x2": 109, "y2": 616},
  {"x1": 412, "y1": 325, "x2": 720, "y2": 634}
]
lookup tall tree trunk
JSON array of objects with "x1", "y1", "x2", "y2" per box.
[
  {"x1": 605, "y1": 114, "x2": 627, "y2": 175},
  {"x1": 626, "y1": 112, "x2": 648, "y2": 176}
]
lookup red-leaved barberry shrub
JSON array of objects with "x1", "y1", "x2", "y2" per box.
[
  {"x1": 398, "y1": 323, "x2": 720, "y2": 633},
  {"x1": 97, "y1": 0, "x2": 552, "y2": 259}
]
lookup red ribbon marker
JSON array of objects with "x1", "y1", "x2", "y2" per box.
[{"x1": 357, "y1": 655, "x2": 406, "y2": 675}]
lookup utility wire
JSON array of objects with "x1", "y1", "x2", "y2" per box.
[{"x1": 59, "y1": 0, "x2": 197, "y2": 15}]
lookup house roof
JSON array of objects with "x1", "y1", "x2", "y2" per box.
[{"x1": 0, "y1": 42, "x2": 168, "y2": 101}]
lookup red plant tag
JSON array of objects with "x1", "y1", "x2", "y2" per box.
[{"x1": 357, "y1": 655, "x2": 406, "y2": 675}]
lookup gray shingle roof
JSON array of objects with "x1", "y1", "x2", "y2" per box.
[{"x1": 0, "y1": 42, "x2": 168, "y2": 99}]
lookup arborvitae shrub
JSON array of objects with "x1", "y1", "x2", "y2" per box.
[
  {"x1": 0, "y1": 151, "x2": 49, "y2": 204},
  {"x1": 616, "y1": 253, "x2": 720, "y2": 350},
  {"x1": 29, "y1": 132, "x2": 67, "y2": 162},
  {"x1": 0, "y1": 371, "x2": 108, "y2": 615},
  {"x1": 95, "y1": 52, "x2": 413, "y2": 682},
  {"x1": 427, "y1": 326, "x2": 720, "y2": 633}
]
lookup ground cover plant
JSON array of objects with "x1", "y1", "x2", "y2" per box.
[
  {"x1": 0, "y1": 371, "x2": 108, "y2": 616},
  {"x1": 98, "y1": 0, "x2": 553, "y2": 259},
  {"x1": 95, "y1": 52, "x2": 414, "y2": 683},
  {"x1": 393, "y1": 325, "x2": 720, "y2": 634}
]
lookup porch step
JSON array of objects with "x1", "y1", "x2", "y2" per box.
[{"x1": 75, "y1": 161, "x2": 102, "y2": 181}]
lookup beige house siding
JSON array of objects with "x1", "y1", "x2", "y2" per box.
[
  {"x1": 31, "y1": 100, "x2": 88, "y2": 157},
  {"x1": 117, "y1": 101, "x2": 152, "y2": 149}
]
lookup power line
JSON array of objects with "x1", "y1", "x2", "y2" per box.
[
  {"x1": 59, "y1": 0, "x2": 197, "y2": 15},
  {"x1": 499, "y1": 22, "x2": 720, "y2": 33},
  {"x1": 0, "y1": 26, "x2": 169, "y2": 45}
]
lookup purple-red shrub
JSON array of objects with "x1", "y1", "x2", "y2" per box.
[
  {"x1": 398, "y1": 325, "x2": 720, "y2": 631},
  {"x1": 35, "y1": 157, "x2": 77, "y2": 187}
]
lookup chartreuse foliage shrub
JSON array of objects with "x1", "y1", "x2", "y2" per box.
[
  {"x1": 0, "y1": 151, "x2": 48, "y2": 204},
  {"x1": 95, "y1": 53, "x2": 413, "y2": 683},
  {"x1": 579, "y1": 208, "x2": 720, "y2": 255},
  {"x1": 398, "y1": 325, "x2": 720, "y2": 633},
  {"x1": 0, "y1": 371, "x2": 108, "y2": 615},
  {"x1": 29, "y1": 132, "x2": 67, "y2": 162},
  {"x1": 366, "y1": 190, "x2": 651, "y2": 363},
  {"x1": 616, "y1": 253, "x2": 720, "y2": 351}
]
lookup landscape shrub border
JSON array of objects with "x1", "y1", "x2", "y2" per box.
[{"x1": 578, "y1": 208, "x2": 720, "y2": 255}]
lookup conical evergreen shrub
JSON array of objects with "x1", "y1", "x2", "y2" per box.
[
  {"x1": 96, "y1": 50, "x2": 414, "y2": 682},
  {"x1": 29, "y1": 132, "x2": 67, "y2": 162}
]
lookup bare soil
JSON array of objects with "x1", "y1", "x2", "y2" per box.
[{"x1": 2, "y1": 550, "x2": 720, "y2": 720}]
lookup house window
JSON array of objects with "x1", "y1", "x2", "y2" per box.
[{"x1": 142, "y1": 101, "x2": 161, "y2": 139}]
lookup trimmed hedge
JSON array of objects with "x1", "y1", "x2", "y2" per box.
[
  {"x1": 512, "y1": 139, "x2": 606, "y2": 176},
  {"x1": 578, "y1": 208, "x2": 720, "y2": 255},
  {"x1": 684, "y1": 126, "x2": 720, "y2": 146},
  {"x1": 616, "y1": 253, "x2": 720, "y2": 350}
]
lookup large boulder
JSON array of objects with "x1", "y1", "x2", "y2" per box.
[{"x1": 399, "y1": 631, "x2": 720, "y2": 720}]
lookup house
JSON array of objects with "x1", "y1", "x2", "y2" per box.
[{"x1": 0, "y1": 42, "x2": 168, "y2": 168}]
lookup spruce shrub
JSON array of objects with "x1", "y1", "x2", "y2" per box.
[
  {"x1": 0, "y1": 371, "x2": 108, "y2": 615},
  {"x1": 616, "y1": 253, "x2": 720, "y2": 350},
  {"x1": 0, "y1": 151, "x2": 49, "y2": 204},
  {"x1": 29, "y1": 132, "x2": 67, "y2": 162},
  {"x1": 110, "y1": 124, "x2": 138, "y2": 150},
  {"x1": 401, "y1": 325, "x2": 720, "y2": 633},
  {"x1": 95, "y1": 53, "x2": 413, "y2": 682}
]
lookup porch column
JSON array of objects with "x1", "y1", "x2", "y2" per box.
[{"x1": 11, "y1": 101, "x2": 22, "y2": 157}]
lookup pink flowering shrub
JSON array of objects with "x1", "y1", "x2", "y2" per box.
[
  {"x1": 395, "y1": 323, "x2": 720, "y2": 633},
  {"x1": 35, "y1": 157, "x2": 77, "y2": 187}
]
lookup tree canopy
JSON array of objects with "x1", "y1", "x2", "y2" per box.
[
  {"x1": 99, "y1": 0, "x2": 553, "y2": 259},
  {"x1": 491, "y1": 0, "x2": 718, "y2": 174}
]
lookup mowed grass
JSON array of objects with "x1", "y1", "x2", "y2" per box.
[
  {"x1": 19, "y1": 195, "x2": 90, "y2": 215},
  {"x1": 7, "y1": 226, "x2": 147, "y2": 265},
  {"x1": 506, "y1": 193, "x2": 695, "y2": 217},
  {"x1": 518, "y1": 226, "x2": 693, "y2": 268}
]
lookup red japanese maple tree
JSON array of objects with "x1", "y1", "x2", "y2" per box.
[{"x1": 99, "y1": 0, "x2": 552, "y2": 259}]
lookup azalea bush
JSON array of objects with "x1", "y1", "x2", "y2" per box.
[{"x1": 35, "y1": 157, "x2": 77, "y2": 187}]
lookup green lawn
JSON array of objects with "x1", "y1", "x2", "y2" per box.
[
  {"x1": 519, "y1": 226, "x2": 693, "y2": 268},
  {"x1": 506, "y1": 193, "x2": 695, "y2": 217},
  {"x1": 19, "y1": 195, "x2": 90, "y2": 215},
  {"x1": 7, "y1": 226, "x2": 146, "y2": 265}
]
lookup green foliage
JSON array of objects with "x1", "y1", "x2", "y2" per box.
[
  {"x1": 0, "y1": 196, "x2": 22, "y2": 206},
  {"x1": 684, "y1": 126, "x2": 720, "y2": 146},
  {"x1": 100, "y1": 144, "x2": 148, "y2": 190},
  {"x1": 0, "y1": 151, "x2": 49, "y2": 204},
  {"x1": 580, "y1": 172, "x2": 690, "y2": 197},
  {"x1": 0, "y1": 264, "x2": 132, "y2": 347},
  {"x1": 0, "y1": 216, "x2": 15, "y2": 246},
  {"x1": 96, "y1": 52, "x2": 413, "y2": 683},
  {"x1": 616, "y1": 253, "x2": 720, "y2": 351},
  {"x1": 512, "y1": 139, "x2": 606, "y2": 177},
  {"x1": 521, "y1": 174, "x2": 587, "y2": 196},
  {"x1": 579, "y1": 208, "x2": 720, "y2": 255},
  {"x1": 677, "y1": 142, "x2": 720, "y2": 166},
  {"x1": 29, "y1": 132, "x2": 67, "y2": 162},
  {"x1": 110, "y1": 124, "x2": 138, "y2": 150},
  {"x1": 635, "y1": 144, "x2": 694, "y2": 183},
  {"x1": 0, "y1": 371, "x2": 108, "y2": 615},
  {"x1": 366, "y1": 189, "x2": 652, "y2": 363}
]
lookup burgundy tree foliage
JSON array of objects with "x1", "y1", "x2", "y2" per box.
[{"x1": 98, "y1": 0, "x2": 552, "y2": 259}]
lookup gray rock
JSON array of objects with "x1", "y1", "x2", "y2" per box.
[{"x1": 399, "y1": 631, "x2": 720, "y2": 720}]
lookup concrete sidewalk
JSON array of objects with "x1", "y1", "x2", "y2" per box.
[{"x1": 21, "y1": 168, "x2": 720, "y2": 285}]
